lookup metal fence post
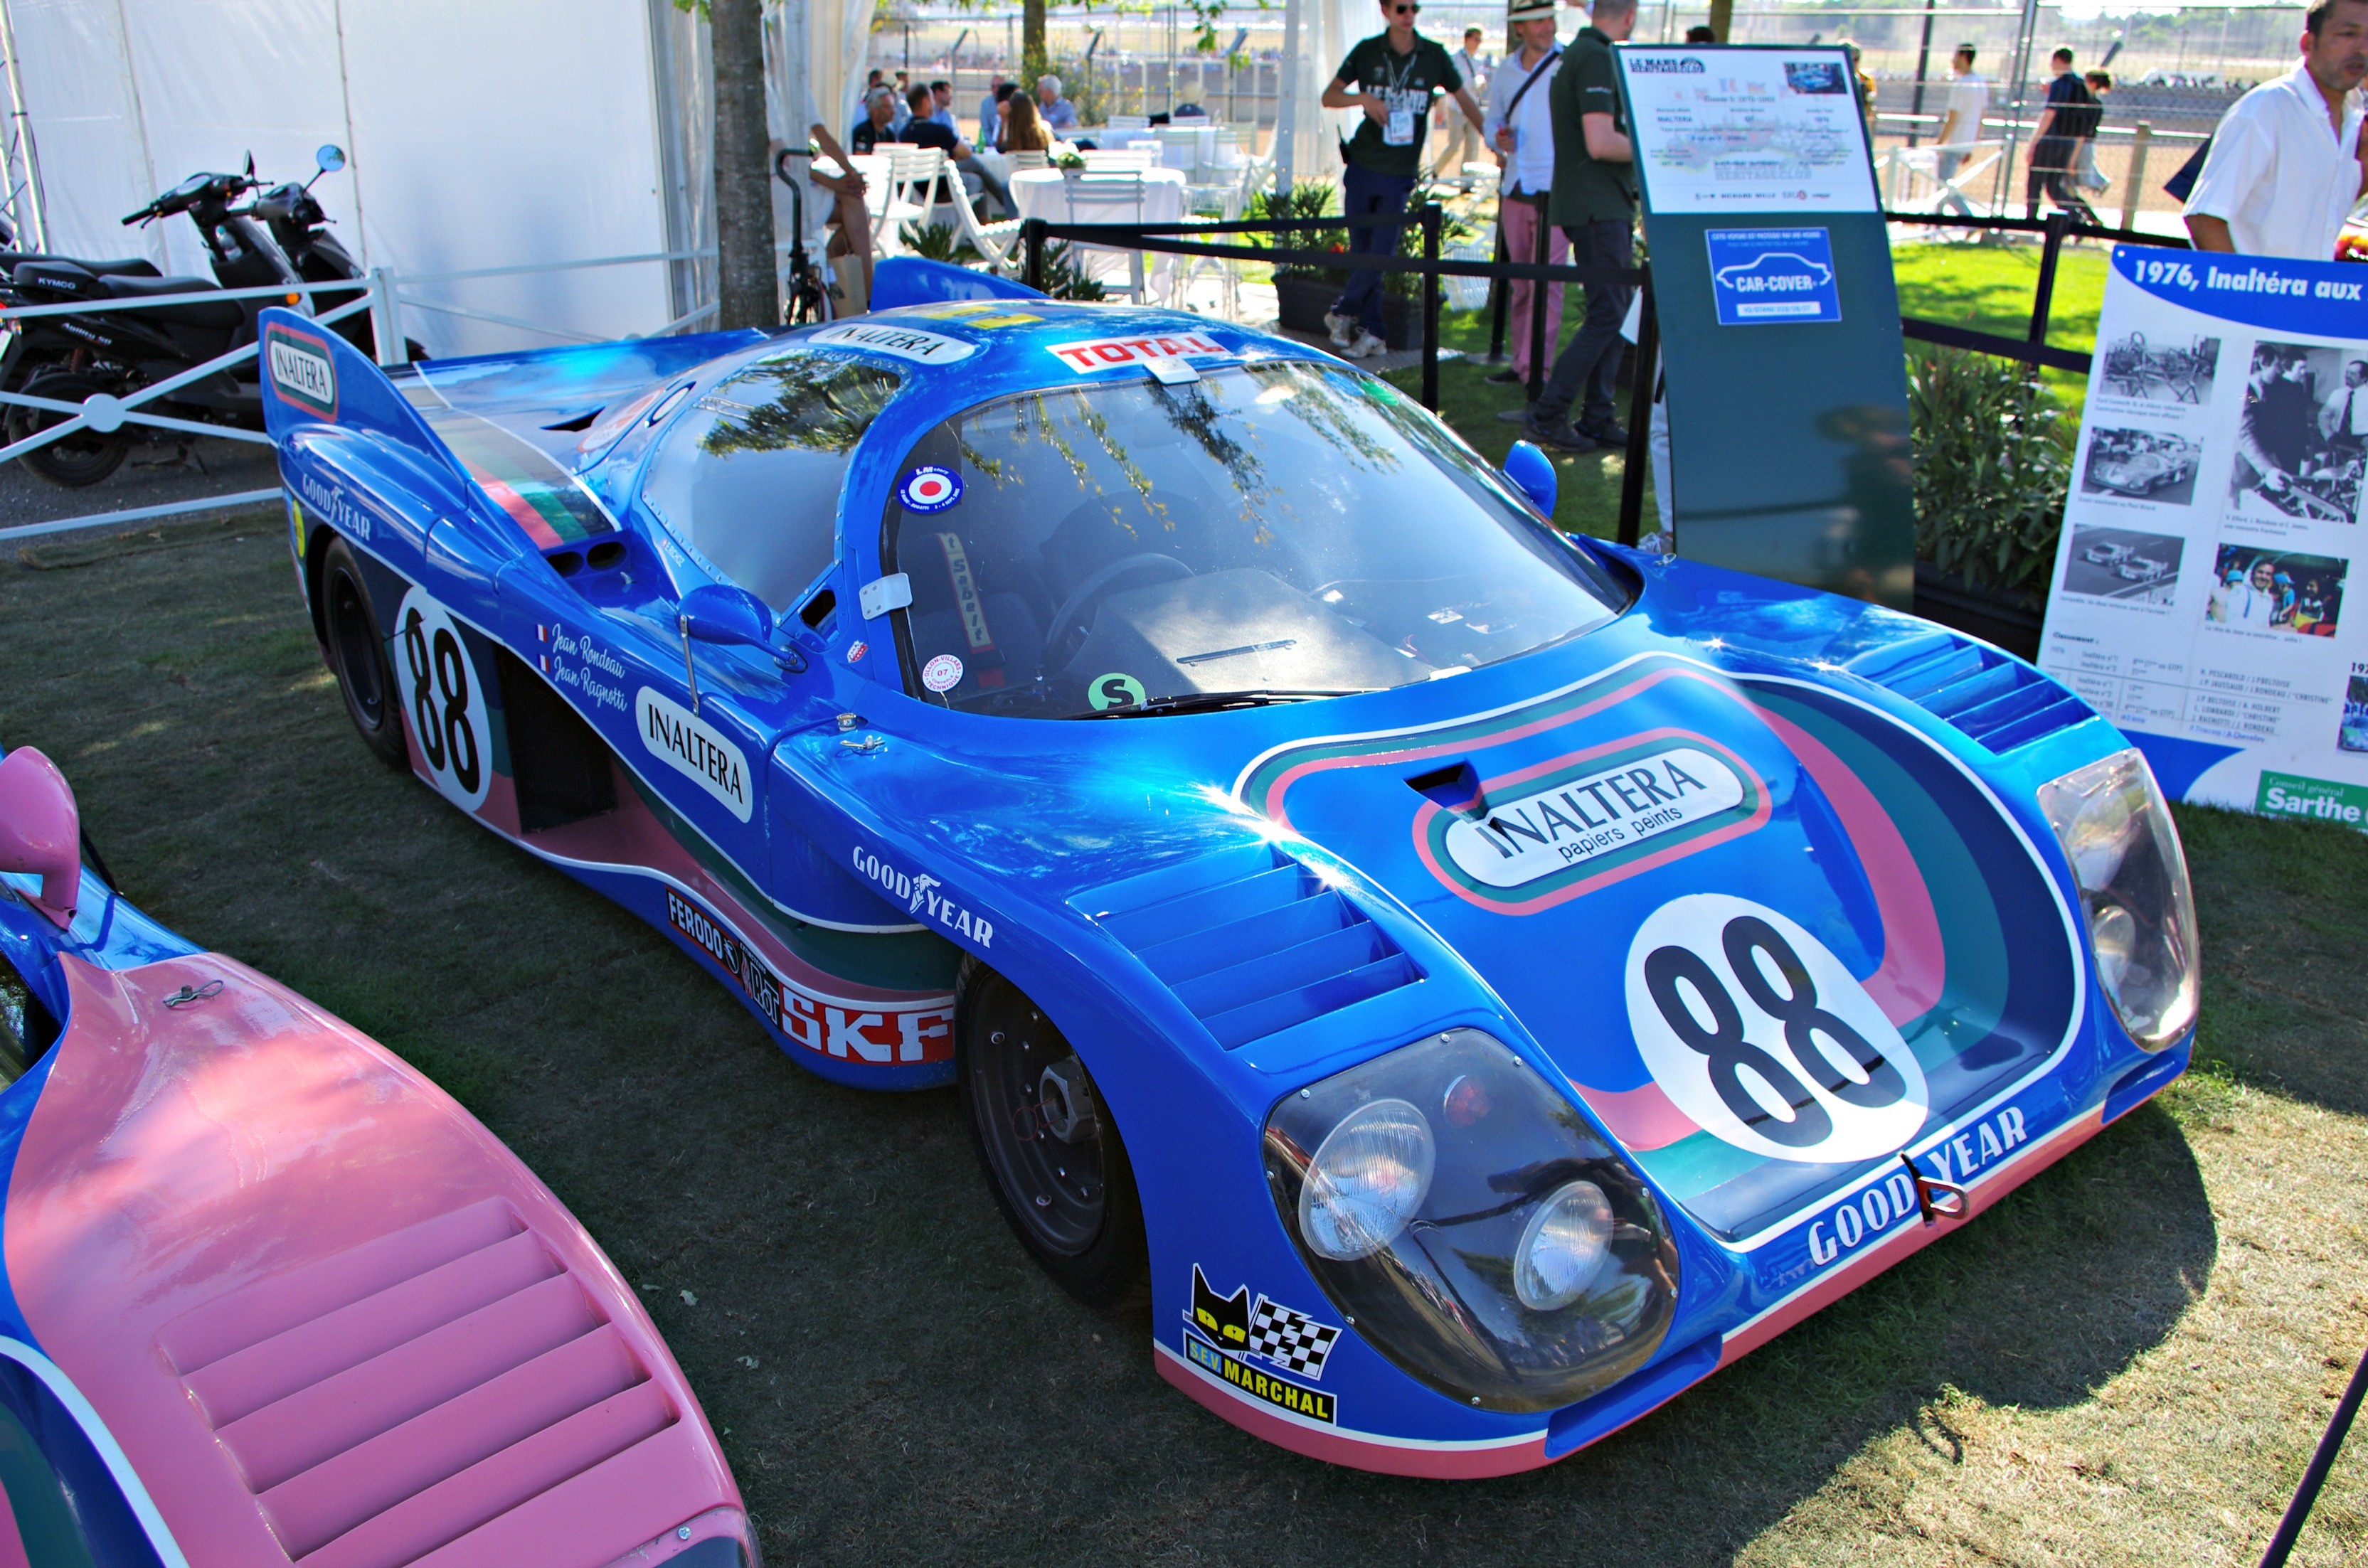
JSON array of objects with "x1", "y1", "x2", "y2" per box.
[
  {"x1": 368, "y1": 268, "x2": 405, "y2": 366},
  {"x1": 1486, "y1": 224, "x2": 1509, "y2": 364},
  {"x1": 1526, "y1": 201, "x2": 1550, "y2": 406},
  {"x1": 1023, "y1": 219, "x2": 1046, "y2": 293},
  {"x1": 1617, "y1": 274, "x2": 1656, "y2": 548},
  {"x1": 2120, "y1": 122, "x2": 2152, "y2": 234},
  {"x1": 1420, "y1": 203, "x2": 1441, "y2": 412},
  {"x1": 2029, "y1": 210, "x2": 2069, "y2": 346}
]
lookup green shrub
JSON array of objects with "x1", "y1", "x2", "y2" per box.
[
  {"x1": 1246, "y1": 179, "x2": 1473, "y2": 300},
  {"x1": 898, "y1": 221, "x2": 982, "y2": 267},
  {"x1": 1907, "y1": 347, "x2": 2073, "y2": 607}
]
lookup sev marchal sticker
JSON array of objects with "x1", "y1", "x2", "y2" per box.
[
  {"x1": 1184, "y1": 1265, "x2": 1340, "y2": 1423},
  {"x1": 898, "y1": 467, "x2": 963, "y2": 513},
  {"x1": 1048, "y1": 332, "x2": 1226, "y2": 373},
  {"x1": 922, "y1": 654, "x2": 965, "y2": 693}
]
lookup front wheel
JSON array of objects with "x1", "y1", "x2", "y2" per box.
[
  {"x1": 6, "y1": 370, "x2": 131, "y2": 487},
  {"x1": 317, "y1": 535, "x2": 408, "y2": 770},
  {"x1": 956, "y1": 957, "x2": 1147, "y2": 1306}
]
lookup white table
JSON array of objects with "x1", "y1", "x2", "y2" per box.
[{"x1": 1008, "y1": 166, "x2": 1189, "y2": 299}]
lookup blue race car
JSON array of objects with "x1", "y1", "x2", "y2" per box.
[{"x1": 258, "y1": 264, "x2": 2199, "y2": 1477}]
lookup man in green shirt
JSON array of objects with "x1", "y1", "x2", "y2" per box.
[
  {"x1": 1522, "y1": 0, "x2": 1638, "y2": 452},
  {"x1": 1320, "y1": 0, "x2": 1487, "y2": 358}
]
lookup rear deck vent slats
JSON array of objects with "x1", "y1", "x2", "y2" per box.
[
  {"x1": 156, "y1": 1198, "x2": 679, "y2": 1568},
  {"x1": 1844, "y1": 631, "x2": 2091, "y2": 753},
  {"x1": 1077, "y1": 845, "x2": 1421, "y2": 1050}
]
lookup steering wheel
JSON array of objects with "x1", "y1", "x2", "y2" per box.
[{"x1": 1044, "y1": 554, "x2": 1194, "y2": 664}]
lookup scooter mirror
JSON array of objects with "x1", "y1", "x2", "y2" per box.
[{"x1": 316, "y1": 144, "x2": 347, "y2": 174}]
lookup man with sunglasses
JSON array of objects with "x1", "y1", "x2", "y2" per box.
[{"x1": 1322, "y1": 0, "x2": 1486, "y2": 358}]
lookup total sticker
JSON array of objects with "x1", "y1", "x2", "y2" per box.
[
  {"x1": 1624, "y1": 892, "x2": 1928, "y2": 1164},
  {"x1": 922, "y1": 653, "x2": 965, "y2": 692},
  {"x1": 898, "y1": 467, "x2": 962, "y2": 513}
]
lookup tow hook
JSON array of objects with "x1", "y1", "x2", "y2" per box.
[{"x1": 1900, "y1": 1151, "x2": 1969, "y2": 1224}]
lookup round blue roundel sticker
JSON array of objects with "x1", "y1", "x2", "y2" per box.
[{"x1": 898, "y1": 466, "x2": 962, "y2": 513}]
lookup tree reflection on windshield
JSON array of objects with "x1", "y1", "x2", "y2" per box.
[{"x1": 698, "y1": 353, "x2": 900, "y2": 459}]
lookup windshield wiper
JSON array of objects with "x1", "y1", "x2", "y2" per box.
[{"x1": 1068, "y1": 688, "x2": 1373, "y2": 720}]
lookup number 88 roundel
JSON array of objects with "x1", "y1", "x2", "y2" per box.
[
  {"x1": 394, "y1": 585, "x2": 492, "y2": 814},
  {"x1": 1623, "y1": 893, "x2": 1930, "y2": 1165}
]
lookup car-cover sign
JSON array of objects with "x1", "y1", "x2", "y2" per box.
[{"x1": 265, "y1": 323, "x2": 339, "y2": 418}]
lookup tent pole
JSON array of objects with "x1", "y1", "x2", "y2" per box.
[
  {"x1": 1275, "y1": 0, "x2": 1300, "y2": 195},
  {"x1": 0, "y1": 0, "x2": 48, "y2": 250}
]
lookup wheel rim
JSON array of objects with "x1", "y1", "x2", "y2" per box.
[
  {"x1": 326, "y1": 568, "x2": 386, "y2": 728},
  {"x1": 968, "y1": 979, "x2": 1107, "y2": 1257}
]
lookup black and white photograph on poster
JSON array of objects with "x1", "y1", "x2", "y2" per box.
[
  {"x1": 2081, "y1": 427, "x2": 2202, "y2": 505},
  {"x1": 2061, "y1": 526, "x2": 2184, "y2": 602},
  {"x1": 2229, "y1": 341, "x2": 2367, "y2": 524},
  {"x1": 2099, "y1": 330, "x2": 2220, "y2": 406},
  {"x1": 2341, "y1": 669, "x2": 2368, "y2": 753},
  {"x1": 2205, "y1": 545, "x2": 2347, "y2": 636}
]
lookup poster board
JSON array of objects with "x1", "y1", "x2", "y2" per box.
[
  {"x1": 1619, "y1": 46, "x2": 1915, "y2": 609},
  {"x1": 2037, "y1": 245, "x2": 2368, "y2": 825}
]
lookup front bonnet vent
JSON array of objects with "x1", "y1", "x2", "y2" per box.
[
  {"x1": 156, "y1": 1198, "x2": 678, "y2": 1568},
  {"x1": 1845, "y1": 630, "x2": 2091, "y2": 753},
  {"x1": 1077, "y1": 843, "x2": 1421, "y2": 1050}
]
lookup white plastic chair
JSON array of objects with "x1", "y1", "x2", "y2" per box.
[
  {"x1": 1080, "y1": 147, "x2": 1158, "y2": 172},
  {"x1": 873, "y1": 146, "x2": 945, "y2": 252},
  {"x1": 944, "y1": 179, "x2": 1026, "y2": 274},
  {"x1": 1056, "y1": 171, "x2": 1152, "y2": 302},
  {"x1": 1007, "y1": 149, "x2": 1052, "y2": 173}
]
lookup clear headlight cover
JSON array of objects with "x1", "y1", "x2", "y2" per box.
[
  {"x1": 2037, "y1": 748, "x2": 2199, "y2": 1050},
  {"x1": 1264, "y1": 1030, "x2": 1681, "y2": 1413}
]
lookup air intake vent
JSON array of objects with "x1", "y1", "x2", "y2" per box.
[
  {"x1": 1846, "y1": 631, "x2": 2091, "y2": 753},
  {"x1": 156, "y1": 1199, "x2": 678, "y2": 1568},
  {"x1": 1076, "y1": 843, "x2": 1421, "y2": 1050}
]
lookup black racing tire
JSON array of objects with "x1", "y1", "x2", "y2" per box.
[
  {"x1": 955, "y1": 956, "x2": 1148, "y2": 1307},
  {"x1": 318, "y1": 535, "x2": 408, "y2": 771},
  {"x1": 7, "y1": 371, "x2": 131, "y2": 488}
]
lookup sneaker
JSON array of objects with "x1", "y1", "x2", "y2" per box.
[
  {"x1": 1346, "y1": 329, "x2": 1388, "y2": 359},
  {"x1": 1323, "y1": 310, "x2": 1356, "y2": 348},
  {"x1": 1484, "y1": 367, "x2": 1523, "y2": 385},
  {"x1": 1520, "y1": 414, "x2": 1597, "y2": 453},
  {"x1": 1578, "y1": 418, "x2": 1631, "y2": 447}
]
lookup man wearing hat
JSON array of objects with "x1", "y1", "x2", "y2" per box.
[{"x1": 1482, "y1": 0, "x2": 1565, "y2": 388}]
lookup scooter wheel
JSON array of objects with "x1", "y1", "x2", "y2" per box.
[{"x1": 7, "y1": 370, "x2": 131, "y2": 488}]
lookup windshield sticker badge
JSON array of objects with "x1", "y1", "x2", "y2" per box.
[
  {"x1": 922, "y1": 654, "x2": 965, "y2": 693},
  {"x1": 1089, "y1": 673, "x2": 1147, "y2": 710},
  {"x1": 935, "y1": 532, "x2": 1004, "y2": 687},
  {"x1": 899, "y1": 467, "x2": 962, "y2": 513},
  {"x1": 807, "y1": 321, "x2": 979, "y2": 364},
  {"x1": 1048, "y1": 332, "x2": 1226, "y2": 373}
]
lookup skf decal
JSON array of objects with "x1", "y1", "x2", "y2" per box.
[
  {"x1": 807, "y1": 320, "x2": 979, "y2": 364},
  {"x1": 1440, "y1": 746, "x2": 1748, "y2": 890},
  {"x1": 264, "y1": 322, "x2": 337, "y2": 418},
  {"x1": 1184, "y1": 1266, "x2": 1341, "y2": 1422},
  {"x1": 667, "y1": 889, "x2": 952, "y2": 1064},
  {"x1": 850, "y1": 846, "x2": 994, "y2": 946},
  {"x1": 1048, "y1": 332, "x2": 1224, "y2": 372},
  {"x1": 637, "y1": 687, "x2": 752, "y2": 822},
  {"x1": 1805, "y1": 1106, "x2": 2032, "y2": 1269}
]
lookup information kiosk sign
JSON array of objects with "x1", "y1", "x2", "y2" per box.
[
  {"x1": 2037, "y1": 245, "x2": 2368, "y2": 826},
  {"x1": 1618, "y1": 45, "x2": 1913, "y2": 608}
]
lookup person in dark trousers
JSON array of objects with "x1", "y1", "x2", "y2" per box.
[
  {"x1": 1522, "y1": 0, "x2": 1637, "y2": 452},
  {"x1": 2026, "y1": 47, "x2": 2101, "y2": 223},
  {"x1": 1320, "y1": 0, "x2": 1487, "y2": 358}
]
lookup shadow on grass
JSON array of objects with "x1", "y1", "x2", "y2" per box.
[{"x1": 1, "y1": 523, "x2": 2224, "y2": 1566}]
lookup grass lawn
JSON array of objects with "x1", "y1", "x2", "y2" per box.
[{"x1": 7, "y1": 513, "x2": 2367, "y2": 1565}]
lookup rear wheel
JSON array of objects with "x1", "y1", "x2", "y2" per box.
[
  {"x1": 956, "y1": 957, "x2": 1147, "y2": 1306},
  {"x1": 7, "y1": 370, "x2": 131, "y2": 488},
  {"x1": 318, "y1": 536, "x2": 408, "y2": 770}
]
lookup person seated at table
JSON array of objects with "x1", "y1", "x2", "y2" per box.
[
  {"x1": 1005, "y1": 92, "x2": 1058, "y2": 155},
  {"x1": 1037, "y1": 75, "x2": 1081, "y2": 131},
  {"x1": 850, "y1": 85, "x2": 898, "y2": 155},
  {"x1": 897, "y1": 83, "x2": 1014, "y2": 218},
  {"x1": 929, "y1": 80, "x2": 960, "y2": 132},
  {"x1": 979, "y1": 77, "x2": 1010, "y2": 145},
  {"x1": 796, "y1": 121, "x2": 874, "y2": 316},
  {"x1": 992, "y1": 82, "x2": 1020, "y2": 151}
]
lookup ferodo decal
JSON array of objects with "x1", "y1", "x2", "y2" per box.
[
  {"x1": 263, "y1": 322, "x2": 337, "y2": 419},
  {"x1": 667, "y1": 889, "x2": 951, "y2": 1063},
  {"x1": 1183, "y1": 1266, "x2": 1340, "y2": 1423},
  {"x1": 850, "y1": 846, "x2": 994, "y2": 946},
  {"x1": 1048, "y1": 332, "x2": 1225, "y2": 373},
  {"x1": 395, "y1": 585, "x2": 491, "y2": 812},
  {"x1": 807, "y1": 320, "x2": 979, "y2": 365},
  {"x1": 1625, "y1": 893, "x2": 1929, "y2": 1164},
  {"x1": 637, "y1": 687, "x2": 753, "y2": 823}
]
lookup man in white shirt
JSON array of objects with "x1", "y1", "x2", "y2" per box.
[
  {"x1": 1933, "y1": 45, "x2": 1987, "y2": 218},
  {"x1": 1433, "y1": 27, "x2": 1490, "y2": 181},
  {"x1": 2322, "y1": 358, "x2": 2368, "y2": 456},
  {"x1": 1482, "y1": 0, "x2": 1564, "y2": 385},
  {"x1": 2187, "y1": 0, "x2": 2368, "y2": 257}
]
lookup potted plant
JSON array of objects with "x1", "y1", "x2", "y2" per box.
[{"x1": 1250, "y1": 181, "x2": 1465, "y2": 353}]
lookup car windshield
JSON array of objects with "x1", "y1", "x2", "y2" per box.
[
  {"x1": 640, "y1": 350, "x2": 901, "y2": 611},
  {"x1": 882, "y1": 361, "x2": 1625, "y2": 718}
]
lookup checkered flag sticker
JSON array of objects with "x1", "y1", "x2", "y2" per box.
[{"x1": 1246, "y1": 1296, "x2": 1340, "y2": 1380}]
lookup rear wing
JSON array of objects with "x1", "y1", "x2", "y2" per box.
[{"x1": 258, "y1": 307, "x2": 764, "y2": 550}]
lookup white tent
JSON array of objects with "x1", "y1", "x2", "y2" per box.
[
  {"x1": 1278, "y1": 0, "x2": 1361, "y2": 190},
  {"x1": 0, "y1": 0, "x2": 838, "y2": 357}
]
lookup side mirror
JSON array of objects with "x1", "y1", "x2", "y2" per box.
[
  {"x1": 316, "y1": 144, "x2": 347, "y2": 174},
  {"x1": 681, "y1": 583, "x2": 775, "y2": 649},
  {"x1": 0, "y1": 748, "x2": 80, "y2": 928},
  {"x1": 1503, "y1": 440, "x2": 1557, "y2": 516}
]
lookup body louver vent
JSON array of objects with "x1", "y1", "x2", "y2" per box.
[
  {"x1": 1845, "y1": 631, "x2": 2091, "y2": 753},
  {"x1": 1077, "y1": 843, "x2": 1421, "y2": 1050},
  {"x1": 156, "y1": 1198, "x2": 678, "y2": 1568}
]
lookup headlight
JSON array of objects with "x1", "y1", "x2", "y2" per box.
[
  {"x1": 2038, "y1": 748, "x2": 2199, "y2": 1050},
  {"x1": 1264, "y1": 1029, "x2": 1680, "y2": 1414}
]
